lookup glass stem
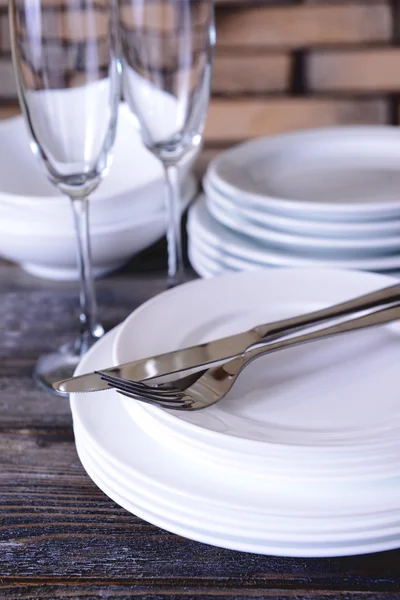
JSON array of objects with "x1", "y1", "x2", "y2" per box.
[
  {"x1": 163, "y1": 162, "x2": 184, "y2": 287},
  {"x1": 70, "y1": 196, "x2": 104, "y2": 355}
]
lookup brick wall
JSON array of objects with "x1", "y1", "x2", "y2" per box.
[{"x1": 1, "y1": 0, "x2": 400, "y2": 175}]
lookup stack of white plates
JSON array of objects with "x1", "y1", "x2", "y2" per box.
[
  {"x1": 72, "y1": 268, "x2": 400, "y2": 557},
  {"x1": 188, "y1": 127, "x2": 400, "y2": 278}
]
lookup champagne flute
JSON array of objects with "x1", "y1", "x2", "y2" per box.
[
  {"x1": 117, "y1": 0, "x2": 215, "y2": 287},
  {"x1": 9, "y1": 0, "x2": 121, "y2": 392}
]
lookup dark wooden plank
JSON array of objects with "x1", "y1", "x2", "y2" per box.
[
  {"x1": 0, "y1": 588, "x2": 398, "y2": 600},
  {"x1": 0, "y1": 240, "x2": 194, "y2": 427},
  {"x1": 0, "y1": 276, "x2": 153, "y2": 426}
]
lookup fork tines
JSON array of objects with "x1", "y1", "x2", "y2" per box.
[{"x1": 95, "y1": 371, "x2": 187, "y2": 407}]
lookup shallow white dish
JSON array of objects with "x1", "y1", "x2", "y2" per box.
[
  {"x1": 75, "y1": 432, "x2": 400, "y2": 558},
  {"x1": 71, "y1": 327, "x2": 400, "y2": 556},
  {"x1": 189, "y1": 235, "x2": 256, "y2": 273},
  {"x1": 188, "y1": 246, "x2": 222, "y2": 278},
  {"x1": 204, "y1": 177, "x2": 400, "y2": 240},
  {"x1": 188, "y1": 217, "x2": 400, "y2": 281},
  {"x1": 0, "y1": 175, "x2": 196, "y2": 280},
  {"x1": 76, "y1": 424, "x2": 400, "y2": 543},
  {"x1": 78, "y1": 411, "x2": 400, "y2": 533},
  {"x1": 207, "y1": 126, "x2": 400, "y2": 222},
  {"x1": 114, "y1": 268, "x2": 400, "y2": 483},
  {"x1": 206, "y1": 184, "x2": 400, "y2": 256},
  {"x1": 188, "y1": 242, "x2": 400, "y2": 284},
  {"x1": 188, "y1": 198, "x2": 400, "y2": 272}
]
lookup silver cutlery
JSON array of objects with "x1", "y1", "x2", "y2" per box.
[
  {"x1": 98, "y1": 302, "x2": 400, "y2": 410},
  {"x1": 54, "y1": 282, "x2": 400, "y2": 394}
]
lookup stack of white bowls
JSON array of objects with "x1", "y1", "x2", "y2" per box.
[
  {"x1": 0, "y1": 103, "x2": 197, "y2": 280},
  {"x1": 188, "y1": 126, "x2": 400, "y2": 278}
]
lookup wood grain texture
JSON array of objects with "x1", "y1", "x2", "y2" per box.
[
  {"x1": 213, "y1": 52, "x2": 291, "y2": 95},
  {"x1": 1, "y1": 255, "x2": 400, "y2": 598},
  {"x1": 215, "y1": 2, "x2": 391, "y2": 49},
  {"x1": 0, "y1": 0, "x2": 399, "y2": 148},
  {"x1": 204, "y1": 97, "x2": 388, "y2": 142},
  {"x1": 0, "y1": 103, "x2": 20, "y2": 119},
  {"x1": 2, "y1": 592, "x2": 399, "y2": 600},
  {"x1": 14, "y1": 7, "x2": 108, "y2": 44},
  {"x1": 0, "y1": 10, "x2": 9, "y2": 54},
  {"x1": 0, "y1": 59, "x2": 16, "y2": 97},
  {"x1": 308, "y1": 47, "x2": 400, "y2": 93}
]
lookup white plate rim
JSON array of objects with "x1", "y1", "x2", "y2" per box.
[
  {"x1": 204, "y1": 177, "x2": 400, "y2": 239},
  {"x1": 207, "y1": 126, "x2": 400, "y2": 219},
  {"x1": 188, "y1": 197, "x2": 400, "y2": 271},
  {"x1": 74, "y1": 426, "x2": 400, "y2": 557},
  {"x1": 121, "y1": 395, "x2": 400, "y2": 484},
  {"x1": 206, "y1": 188, "x2": 400, "y2": 253},
  {"x1": 113, "y1": 267, "x2": 400, "y2": 456},
  {"x1": 76, "y1": 427, "x2": 400, "y2": 543}
]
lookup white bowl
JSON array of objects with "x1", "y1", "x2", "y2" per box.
[
  {"x1": 0, "y1": 101, "x2": 199, "y2": 279},
  {"x1": 0, "y1": 175, "x2": 197, "y2": 280},
  {"x1": 0, "y1": 102, "x2": 198, "y2": 229}
]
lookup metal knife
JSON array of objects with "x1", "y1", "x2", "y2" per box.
[{"x1": 53, "y1": 282, "x2": 400, "y2": 394}]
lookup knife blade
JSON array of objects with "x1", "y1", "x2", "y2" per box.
[
  {"x1": 53, "y1": 282, "x2": 400, "y2": 394},
  {"x1": 53, "y1": 328, "x2": 260, "y2": 394}
]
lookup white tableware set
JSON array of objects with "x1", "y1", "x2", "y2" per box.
[
  {"x1": 188, "y1": 127, "x2": 400, "y2": 279},
  {"x1": 71, "y1": 268, "x2": 400, "y2": 557},
  {"x1": 0, "y1": 103, "x2": 197, "y2": 280}
]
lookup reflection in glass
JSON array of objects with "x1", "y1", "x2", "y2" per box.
[
  {"x1": 118, "y1": 0, "x2": 215, "y2": 285},
  {"x1": 10, "y1": 0, "x2": 121, "y2": 391}
]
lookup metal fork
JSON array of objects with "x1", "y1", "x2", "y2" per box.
[{"x1": 98, "y1": 303, "x2": 400, "y2": 410}]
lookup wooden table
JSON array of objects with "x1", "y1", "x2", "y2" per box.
[{"x1": 1, "y1": 246, "x2": 400, "y2": 600}]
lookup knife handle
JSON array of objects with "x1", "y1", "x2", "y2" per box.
[
  {"x1": 238, "y1": 302, "x2": 400, "y2": 375},
  {"x1": 253, "y1": 282, "x2": 400, "y2": 347}
]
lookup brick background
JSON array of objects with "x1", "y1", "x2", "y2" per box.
[
  {"x1": 1, "y1": 0, "x2": 400, "y2": 175},
  {"x1": 307, "y1": 48, "x2": 400, "y2": 92},
  {"x1": 215, "y1": 3, "x2": 392, "y2": 48}
]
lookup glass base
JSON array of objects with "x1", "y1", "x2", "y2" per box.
[{"x1": 34, "y1": 335, "x2": 102, "y2": 396}]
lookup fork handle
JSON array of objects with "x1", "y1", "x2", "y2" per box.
[
  {"x1": 252, "y1": 283, "x2": 400, "y2": 346},
  {"x1": 225, "y1": 303, "x2": 400, "y2": 376}
]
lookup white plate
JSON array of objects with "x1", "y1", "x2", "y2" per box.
[
  {"x1": 188, "y1": 236, "x2": 253, "y2": 273},
  {"x1": 75, "y1": 433, "x2": 400, "y2": 558},
  {"x1": 121, "y1": 391, "x2": 400, "y2": 482},
  {"x1": 188, "y1": 237, "x2": 400, "y2": 284},
  {"x1": 207, "y1": 126, "x2": 400, "y2": 222},
  {"x1": 204, "y1": 177, "x2": 400, "y2": 240},
  {"x1": 188, "y1": 245, "x2": 224, "y2": 277},
  {"x1": 70, "y1": 329, "x2": 400, "y2": 556},
  {"x1": 189, "y1": 198, "x2": 400, "y2": 271},
  {"x1": 206, "y1": 186, "x2": 400, "y2": 255},
  {"x1": 121, "y1": 386, "x2": 400, "y2": 483},
  {"x1": 114, "y1": 268, "x2": 400, "y2": 474},
  {"x1": 75, "y1": 425, "x2": 400, "y2": 543}
]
